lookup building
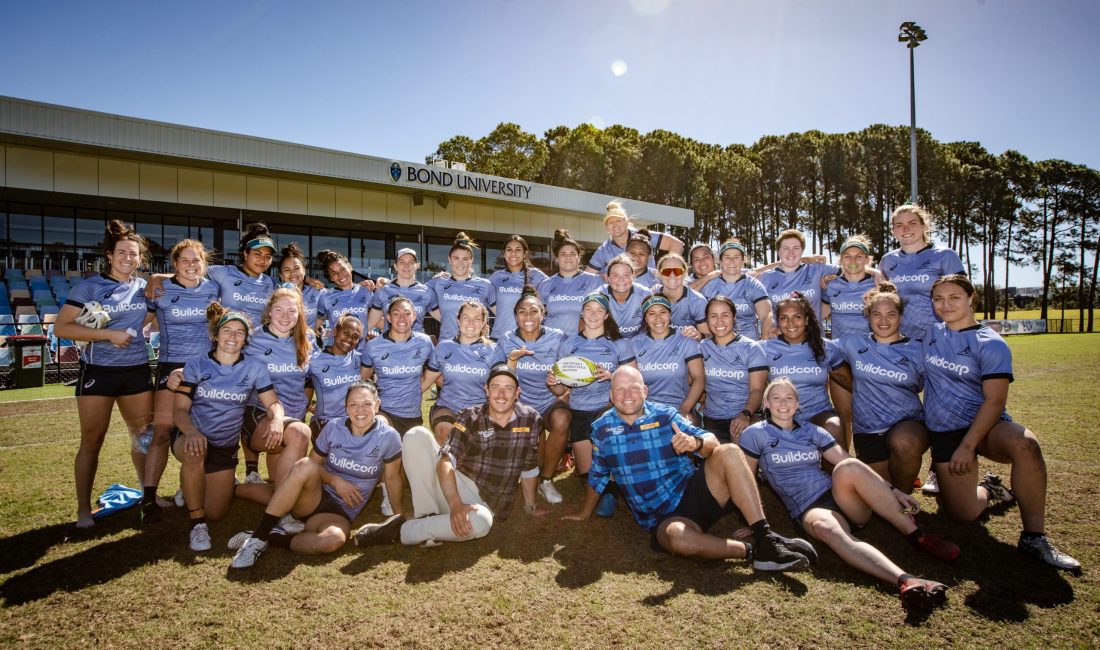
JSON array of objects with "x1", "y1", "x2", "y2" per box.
[{"x1": 0, "y1": 96, "x2": 694, "y2": 279}]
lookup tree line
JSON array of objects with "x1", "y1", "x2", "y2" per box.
[{"x1": 430, "y1": 123, "x2": 1099, "y2": 331}]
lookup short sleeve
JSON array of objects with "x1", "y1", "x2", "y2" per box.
[
  {"x1": 824, "y1": 339, "x2": 844, "y2": 369},
  {"x1": 616, "y1": 339, "x2": 636, "y2": 365},
  {"x1": 426, "y1": 343, "x2": 444, "y2": 373},
  {"x1": 381, "y1": 428, "x2": 402, "y2": 463},
  {"x1": 206, "y1": 265, "x2": 229, "y2": 283},
  {"x1": 979, "y1": 334, "x2": 1014, "y2": 382},
  {"x1": 253, "y1": 363, "x2": 275, "y2": 393},
  {"x1": 747, "y1": 276, "x2": 769, "y2": 303},
  {"x1": 682, "y1": 337, "x2": 702, "y2": 362},
  {"x1": 746, "y1": 341, "x2": 768, "y2": 372},
  {"x1": 941, "y1": 248, "x2": 965, "y2": 276},
  {"x1": 811, "y1": 424, "x2": 839, "y2": 452},
  {"x1": 739, "y1": 425, "x2": 764, "y2": 459}
]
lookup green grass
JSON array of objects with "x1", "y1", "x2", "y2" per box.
[
  {"x1": 1, "y1": 336, "x2": 1098, "y2": 647},
  {"x1": 0, "y1": 384, "x2": 73, "y2": 403}
]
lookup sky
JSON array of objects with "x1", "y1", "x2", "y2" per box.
[{"x1": 3, "y1": 0, "x2": 1098, "y2": 286}]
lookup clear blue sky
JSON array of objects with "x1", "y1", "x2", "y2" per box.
[{"x1": 3, "y1": 0, "x2": 1098, "y2": 285}]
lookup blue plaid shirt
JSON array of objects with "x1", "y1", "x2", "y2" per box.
[{"x1": 589, "y1": 401, "x2": 707, "y2": 531}]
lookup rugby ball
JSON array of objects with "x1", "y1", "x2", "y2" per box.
[{"x1": 552, "y1": 355, "x2": 599, "y2": 388}]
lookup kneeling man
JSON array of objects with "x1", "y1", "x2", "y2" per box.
[{"x1": 564, "y1": 366, "x2": 812, "y2": 571}]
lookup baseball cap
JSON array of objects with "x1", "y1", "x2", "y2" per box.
[
  {"x1": 486, "y1": 363, "x2": 518, "y2": 387},
  {"x1": 245, "y1": 236, "x2": 277, "y2": 252},
  {"x1": 396, "y1": 247, "x2": 419, "y2": 261}
]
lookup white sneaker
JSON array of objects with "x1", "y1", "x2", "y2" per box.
[
  {"x1": 230, "y1": 536, "x2": 268, "y2": 569},
  {"x1": 380, "y1": 483, "x2": 394, "y2": 516},
  {"x1": 243, "y1": 471, "x2": 265, "y2": 485},
  {"x1": 538, "y1": 479, "x2": 563, "y2": 505},
  {"x1": 227, "y1": 530, "x2": 253, "y2": 551},
  {"x1": 189, "y1": 523, "x2": 212, "y2": 552},
  {"x1": 278, "y1": 514, "x2": 305, "y2": 535},
  {"x1": 921, "y1": 470, "x2": 940, "y2": 495},
  {"x1": 173, "y1": 489, "x2": 185, "y2": 507}
]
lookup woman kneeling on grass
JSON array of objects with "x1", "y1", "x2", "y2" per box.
[
  {"x1": 229, "y1": 381, "x2": 404, "y2": 569},
  {"x1": 173, "y1": 303, "x2": 284, "y2": 552},
  {"x1": 740, "y1": 379, "x2": 959, "y2": 612}
]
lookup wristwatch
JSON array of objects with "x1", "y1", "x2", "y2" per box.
[{"x1": 740, "y1": 409, "x2": 753, "y2": 419}]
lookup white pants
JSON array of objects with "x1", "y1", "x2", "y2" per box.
[{"x1": 399, "y1": 426, "x2": 494, "y2": 545}]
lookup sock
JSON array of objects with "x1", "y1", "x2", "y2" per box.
[
  {"x1": 541, "y1": 474, "x2": 554, "y2": 482},
  {"x1": 749, "y1": 519, "x2": 772, "y2": 543},
  {"x1": 897, "y1": 572, "x2": 915, "y2": 587},
  {"x1": 254, "y1": 512, "x2": 282, "y2": 542},
  {"x1": 267, "y1": 531, "x2": 297, "y2": 548},
  {"x1": 189, "y1": 516, "x2": 206, "y2": 528},
  {"x1": 905, "y1": 529, "x2": 923, "y2": 545},
  {"x1": 142, "y1": 486, "x2": 157, "y2": 507},
  {"x1": 245, "y1": 460, "x2": 259, "y2": 476},
  {"x1": 1021, "y1": 530, "x2": 1044, "y2": 541}
]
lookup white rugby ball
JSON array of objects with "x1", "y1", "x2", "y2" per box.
[{"x1": 552, "y1": 355, "x2": 599, "y2": 388}]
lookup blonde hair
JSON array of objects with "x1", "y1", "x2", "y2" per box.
[
  {"x1": 604, "y1": 200, "x2": 632, "y2": 225},
  {"x1": 891, "y1": 204, "x2": 934, "y2": 244},
  {"x1": 763, "y1": 377, "x2": 799, "y2": 403}
]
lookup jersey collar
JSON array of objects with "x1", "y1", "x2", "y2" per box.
[{"x1": 208, "y1": 350, "x2": 245, "y2": 366}]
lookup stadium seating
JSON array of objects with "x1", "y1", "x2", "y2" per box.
[
  {"x1": 0, "y1": 315, "x2": 15, "y2": 337},
  {"x1": 17, "y1": 314, "x2": 44, "y2": 336}
]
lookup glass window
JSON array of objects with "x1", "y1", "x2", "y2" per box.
[
  {"x1": 311, "y1": 228, "x2": 348, "y2": 278},
  {"x1": 425, "y1": 238, "x2": 452, "y2": 276},
  {"x1": 43, "y1": 208, "x2": 75, "y2": 272},
  {"x1": 351, "y1": 234, "x2": 385, "y2": 278},
  {"x1": 10, "y1": 204, "x2": 41, "y2": 244},
  {"x1": 269, "y1": 224, "x2": 309, "y2": 257},
  {"x1": 189, "y1": 218, "x2": 215, "y2": 251},
  {"x1": 0, "y1": 205, "x2": 7, "y2": 252},
  {"x1": 76, "y1": 209, "x2": 106, "y2": 273}
]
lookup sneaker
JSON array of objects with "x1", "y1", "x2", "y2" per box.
[
  {"x1": 243, "y1": 471, "x2": 265, "y2": 485},
  {"x1": 979, "y1": 473, "x2": 1015, "y2": 504},
  {"x1": 227, "y1": 530, "x2": 253, "y2": 551},
  {"x1": 140, "y1": 501, "x2": 162, "y2": 525},
  {"x1": 751, "y1": 533, "x2": 809, "y2": 572},
  {"x1": 189, "y1": 523, "x2": 212, "y2": 552},
  {"x1": 230, "y1": 536, "x2": 268, "y2": 569},
  {"x1": 1019, "y1": 534, "x2": 1082, "y2": 573},
  {"x1": 916, "y1": 532, "x2": 961, "y2": 563},
  {"x1": 898, "y1": 576, "x2": 948, "y2": 611},
  {"x1": 278, "y1": 514, "x2": 306, "y2": 535},
  {"x1": 772, "y1": 532, "x2": 818, "y2": 565},
  {"x1": 595, "y1": 491, "x2": 617, "y2": 518},
  {"x1": 380, "y1": 494, "x2": 394, "y2": 517},
  {"x1": 921, "y1": 470, "x2": 939, "y2": 495},
  {"x1": 538, "y1": 479, "x2": 563, "y2": 505},
  {"x1": 353, "y1": 514, "x2": 406, "y2": 547},
  {"x1": 174, "y1": 489, "x2": 185, "y2": 507}
]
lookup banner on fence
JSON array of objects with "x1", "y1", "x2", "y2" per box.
[{"x1": 981, "y1": 319, "x2": 1047, "y2": 335}]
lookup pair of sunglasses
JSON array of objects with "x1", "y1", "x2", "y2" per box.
[{"x1": 659, "y1": 267, "x2": 685, "y2": 277}]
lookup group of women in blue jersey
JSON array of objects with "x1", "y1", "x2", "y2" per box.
[{"x1": 60, "y1": 200, "x2": 1079, "y2": 575}]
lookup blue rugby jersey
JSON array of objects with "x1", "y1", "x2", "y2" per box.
[
  {"x1": 180, "y1": 353, "x2": 275, "y2": 447},
  {"x1": 634, "y1": 268, "x2": 660, "y2": 290},
  {"x1": 823, "y1": 275, "x2": 875, "y2": 339},
  {"x1": 489, "y1": 267, "x2": 549, "y2": 339},
  {"x1": 318, "y1": 284, "x2": 373, "y2": 333},
  {"x1": 245, "y1": 326, "x2": 314, "y2": 420},
  {"x1": 922, "y1": 323, "x2": 1013, "y2": 432},
  {"x1": 661, "y1": 287, "x2": 708, "y2": 331},
  {"x1": 300, "y1": 284, "x2": 322, "y2": 330},
  {"x1": 148, "y1": 277, "x2": 220, "y2": 363},
  {"x1": 880, "y1": 245, "x2": 965, "y2": 340},
  {"x1": 427, "y1": 337, "x2": 498, "y2": 412},
  {"x1": 66, "y1": 273, "x2": 149, "y2": 366},
  {"x1": 587, "y1": 228, "x2": 664, "y2": 273},
  {"x1": 370, "y1": 280, "x2": 433, "y2": 332},
  {"x1": 206, "y1": 265, "x2": 275, "y2": 328},
  {"x1": 589, "y1": 401, "x2": 707, "y2": 530},
  {"x1": 740, "y1": 419, "x2": 837, "y2": 519},
  {"x1": 361, "y1": 331, "x2": 434, "y2": 418},
  {"x1": 632, "y1": 333, "x2": 703, "y2": 409},
  {"x1": 758, "y1": 262, "x2": 840, "y2": 321},
  {"x1": 557, "y1": 333, "x2": 635, "y2": 412},
  {"x1": 600, "y1": 283, "x2": 653, "y2": 338},
  {"x1": 538, "y1": 271, "x2": 604, "y2": 333},
  {"x1": 701, "y1": 274, "x2": 770, "y2": 339},
  {"x1": 306, "y1": 349, "x2": 363, "y2": 423},
  {"x1": 427, "y1": 275, "x2": 496, "y2": 341},
  {"x1": 490, "y1": 326, "x2": 568, "y2": 413},
  {"x1": 315, "y1": 416, "x2": 402, "y2": 519},
  {"x1": 699, "y1": 335, "x2": 768, "y2": 420},
  {"x1": 762, "y1": 336, "x2": 843, "y2": 419},
  {"x1": 836, "y1": 333, "x2": 924, "y2": 434}
]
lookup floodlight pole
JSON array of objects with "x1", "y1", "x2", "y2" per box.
[{"x1": 899, "y1": 22, "x2": 928, "y2": 204}]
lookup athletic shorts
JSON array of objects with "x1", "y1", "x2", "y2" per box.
[
  {"x1": 929, "y1": 427, "x2": 970, "y2": 464},
  {"x1": 76, "y1": 362, "x2": 153, "y2": 398},
  {"x1": 853, "y1": 433, "x2": 889, "y2": 465},
  {"x1": 309, "y1": 417, "x2": 330, "y2": 444},
  {"x1": 650, "y1": 464, "x2": 735, "y2": 550},
  {"x1": 429, "y1": 404, "x2": 458, "y2": 429},
  {"x1": 241, "y1": 405, "x2": 300, "y2": 451},
  {"x1": 170, "y1": 428, "x2": 238, "y2": 474},
  {"x1": 154, "y1": 361, "x2": 186, "y2": 392},
  {"x1": 702, "y1": 416, "x2": 733, "y2": 444},
  {"x1": 379, "y1": 410, "x2": 423, "y2": 436},
  {"x1": 308, "y1": 490, "x2": 353, "y2": 523},
  {"x1": 569, "y1": 408, "x2": 606, "y2": 444}
]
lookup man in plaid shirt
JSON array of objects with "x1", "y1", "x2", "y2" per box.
[
  {"x1": 355, "y1": 364, "x2": 544, "y2": 546},
  {"x1": 564, "y1": 366, "x2": 814, "y2": 572}
]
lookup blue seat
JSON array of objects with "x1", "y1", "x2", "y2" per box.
[
  {"x1": 29, "y1": 277, "x2": 49, "y2": 290},
  {"x1": 0, "y1": 347, "x2": 12, "y2": 368},
  {"x1": 40, "y1": 305, "x2": 60, "y2": 318},
  {"x1": 0, "y1": 314, "x2": 14, "y2": 337},
  {"x1": 4, "y1": 269, "x2": 25, "y2": 281}
]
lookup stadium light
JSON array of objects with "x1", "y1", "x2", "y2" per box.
[{"x1": 898, "y1": 21, "x2": 928, "y2": 204}]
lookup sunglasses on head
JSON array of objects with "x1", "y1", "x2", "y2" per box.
[{"x1": 659, "y1": 267, "x2": 685, "y2": 277}]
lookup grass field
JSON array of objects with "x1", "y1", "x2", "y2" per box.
[{"x1": 1, "y1": 335, "x2": 1098, "y2": 648}]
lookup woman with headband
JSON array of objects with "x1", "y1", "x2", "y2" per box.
[
  {"x1": 600, "y1": 254, "x2": 652, "y2": 338},
  {"x1": 700, "y1": 239, "x2": 773, "y2": 340},
  {"x1": 489, "y1": 235, "x2": 548, "y2": 340},
  {"x1": 632, "y1": 295, "x2": 705, "y2": 423},
  {"x1": 586, "y1": 200, "x2": 683, "y2": 277},
  {"x1": 427, "y1": 232, "x2": 495, "y2": 342},
  {"x1": 539, "y1": 228, "x2": 603, "y2": 333}
]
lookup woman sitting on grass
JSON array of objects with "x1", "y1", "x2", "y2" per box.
[
  {"x1": 740, "y1": 378, "x2": 959, "y2": 613},
  {"x1": 228, "y1": 381, "x2": 404, "y2": 569}
]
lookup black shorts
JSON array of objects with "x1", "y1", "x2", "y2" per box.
[
  {"x1": 170, "y1": 428, "x2": 238, "y2": 474},
  {"x1": 309, "y1": 417, "x2": 330, "y2": 444},
  {"x1": 702, "y1": 416, "x2": 733, "y2": 444},
  {"x1": 853, "y1": 433, "x2": 889, "y2": 465},
  {"x1": 929, "y1": 427, "x2": 969, "y2": 464},
  {"x1": 380, "y1": 410, "x2": 423, "y2": 436},
  {"x1": 308, "y1": 489, "x2": 352, "y2": 523},
  {"x1": 154, "y1": 361, "x2": 186, "y2": 392},
  {"x1": 242, "y1": 405, "x2": 300, "y2": 451},
  {"x1": 429, "y1": 404, "x2": 458, "y2": 429},
  {"x1": 650, "y1": 464, "x2": 735, "y2": 549},
  {"x1": 76, "y1": 362, "x2": 153, "y2": 398},
  {"x1": 569, "y1": 408, "x2": 606, "y2": 444}
]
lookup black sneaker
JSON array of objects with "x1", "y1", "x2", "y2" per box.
[
  {"x1": 898, "y1": 576, "x2": 948, "y2": 611},
  {"x1": 979, "y1": 473, "x2": 1015, "y2": 504},
  {"x1": 751, "y1": 533, "x2": 809, "y2": 572},
  {"x1": 139, "y1": 501, "x2": 161, "y2": 525},
  {"x1": 353, "y1": 514, "x2": 406, "y2": 547},
  {"x1": 772, "y1": 532, "x2": 818, "y2": 565},
  {"x1": 1019, "y1": 534, "x2": 1082, "y2": 573}
]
